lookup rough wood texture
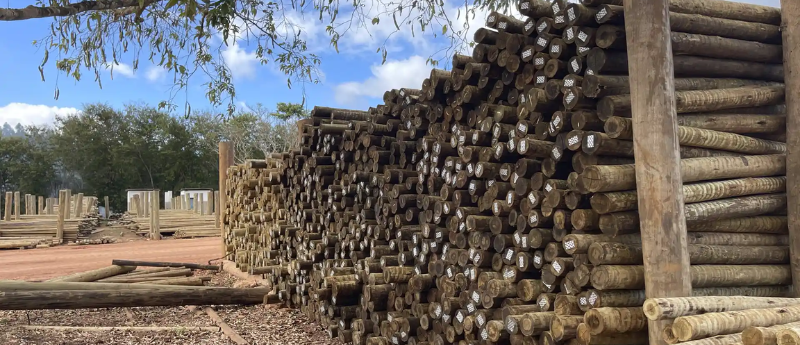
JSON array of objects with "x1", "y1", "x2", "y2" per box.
[
  {"x1": 672, "y1": 305, "x2": 800, "y2": 341},
  {"x1": 781, "y1": 0, "x2": 800, "y2": 300},
  {"x1": 0, "y1": 287, "x2": 270, "y2": 310},
  {"x1": 46, "y1": 265, "x2": 136, "y2": 283},
  {"x1": 643, "y1": 296, "x2": 800, "y2": 320},
  {"x1": 623, "y1": 2, "x2": 691, "y2": 344}
]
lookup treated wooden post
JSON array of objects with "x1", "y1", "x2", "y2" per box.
[
  {"x1": 45, "y1": 197, "x2": 52, "y2": 215},
  {"x1": 37, "y1": 196, "x2": 43, "y2": 215},
  {"x1": 783, "y1": 0, "x2": 800, "y2": 298},
  {"x1": 624, "y1": 1, "x2": 692, "y2": 344},
  {"x1": 214, "y1": 190, "x2": 221, "y2": 229},
  {"x1": 219, "y1": 141, "x2": 234, "y2": 250},
  {"x1": 64, "y1": 190, "x2": 71, "y2": 220},
  {"x1": 74, "y1": 193, "x2": 83, "y2": 218},
  {"x1": 104, "y1": 196, "x2": 110, "y2": 219},
  {"x1": 13, "y1": 191, "x2": 20, "y2": 220},
  {"x1": 151, "y1": 190, "x2": 161, "y2": 240},
  {"x1": 3, "y1": 192, "x2": 11, "y2": 221},
  {"x1": 56, "y1": 190, "x2": 65, "y2": 243}
]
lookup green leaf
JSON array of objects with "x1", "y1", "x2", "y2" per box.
[
  {"x1": 442, "y1": 25, "x2": 447, "y2": 34},
  {"x1": 165, "y1": 0, "x2": 180, "y2": 10},
  {"x1": 372, "y1": 17, "x2": 379, "y2": 25}
]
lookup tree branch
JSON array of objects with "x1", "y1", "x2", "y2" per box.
[{"x1": 0, "y1": 0, "x2": 160, "y2": 21}]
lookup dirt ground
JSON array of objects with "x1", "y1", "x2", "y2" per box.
[
  {"x1": 0, "y1": 237, "x2": 223, "y2": 280},
  {"x1": 0, "y1": 240, "x2": 342, "y2": 345}
]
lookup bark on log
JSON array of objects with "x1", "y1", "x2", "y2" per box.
[
  {"x1": 46, "y1": 265, "x2": 137, "y2": 283},
  {"x1": 0, "y1": 287, "x2": 271, "y2": 310}
]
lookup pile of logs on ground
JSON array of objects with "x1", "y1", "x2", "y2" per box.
[
  {"x1": 1, "y1": 190, "x2": 100, "y2": 245},
  {"x1": 0, "y1": 260, "x2": 274, "y2": 310},
  {"x1": 223, "y1": 157, "x2": 287, "y2": 273},
  {"x1": 223, "y1": 0, "x2": 790, "y2": 344},
  {"x1": 126, "y1": 209, "x2": 219, "y2": 238}
]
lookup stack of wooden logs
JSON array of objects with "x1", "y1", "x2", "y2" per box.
[
  {"x1": 1, "y1": 191, "x2": 100, "y2": 244},
  {"x1": 0, "y1": 260, "x2": 272, "y2": 310},
  {"x1": 223, "y1": 157, "x2": 288, "y2": 273},
  {"x1": 222, "y1": 0, "x2": 790, "y2": 344},
  {"x1": 128, "y1": 209, "x2": 218, "y2": 238}
]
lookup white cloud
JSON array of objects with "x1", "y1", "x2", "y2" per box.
[
  {"x1": 145, "y1": 66, "x2": 167, "y2": 82},
  {"x1": 0, "y1": 103, "x2": 80, "y2": 127},
  {"x1": 221, "y1": 41, "x2": 260, "y2": 79},
  {"x1": 334, "y1": 55, "x2": 431, "y2": 107},
  {"x1": 104, "y1": 62, "x2": 136, "y2": 78}
]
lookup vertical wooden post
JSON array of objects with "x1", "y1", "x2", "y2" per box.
[
  {"x1": 783, "y1": 0, "x2": 800, "y2": 297},
  {"x1": 37, "y1": 196, "x2": 43, "y2": 215},
  {"x1": 214, "y1": 190, "x2": 221, "y2": 229},
  {"x1": 13, "y1": 191, "x2": 20, "y2": 220},
  {"x1": 64, "y1": 190, "x2": 71, "y2": 220},
  {"x1": 624, "y1": 1, "x2": 692, "y2": 344},
  {"x1": 45, "y1": 197, "x2": 52, "y2": 215},
  {"x1": 151, "y1": 190, "x2": 161, "y2": 240},
  {"x1": 56, "y1": 190, "x2": 65, "y2": 243},
  {"x1": 104, "y1": 196, "x2": 110, "y2": 219},
  {"x1": 219, "y1": 141, "x2": 234, "y2": 251},
  {"x1": 3, "y1": 192, "x2": 11, "y2": 221},
  {"x1": 74, "y1": 193, "x2": 84, "y2": 218},
  {"x1": 199, "y1": 193, "x2": 205, "y2": 216}
]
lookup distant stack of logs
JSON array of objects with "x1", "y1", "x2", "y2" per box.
[
  {"x1": 223, "y1": 0, "x2": 790, "y2": 344},
  {"x1": 223, "y1": 157, "x2": 288, "y2": 274},
  {"x1": 1, "y1": 190, "x2": 100, "y2": 244},
  {"x1": 127, "y1": 210, "x2": 218, "y2": 238}
]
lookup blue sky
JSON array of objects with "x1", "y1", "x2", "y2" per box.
[{"x1": 0, "y1": 0, "x2": 782, "y2": 126}]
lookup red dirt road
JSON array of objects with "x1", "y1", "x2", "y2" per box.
[{"x1": 0, "y1": 238, "x2": 222, "y2": 281}]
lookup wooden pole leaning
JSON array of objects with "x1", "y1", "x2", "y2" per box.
[
  {"x1": 781, "y1": 0, "x2": 800, "y2": 298},
  {"x1": 624, "y1": 1, "x2": 692, "y2": 344}
]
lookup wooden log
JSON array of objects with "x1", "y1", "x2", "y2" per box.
[
  {"x1": 598, "y1": 86, "x2": 785, "y2": 119},
  {"x1": 111, "y1": 260, "x2": 219, "y2": 271},
  {"x1": 743, "y1": 321, "x2": 800, "y2": 345},
  {"x1": 590, "y1": 265, "x2": 791, "y2": 290},
  {"x1": 672, "y1": 305, "x2": 800, "y2": 341},
  {"x1": 603, "y1": 117, "x2": 786, "y2": 154},
  {"x1": 644, "y1": 296, "x2": 800, "y2": 320},
  {"x1": 0, "y1": 287, "x2": 270, "y2": 310},
  {"x1": 10, "y1": 325, "x2": 221, "y2": 332},
  {"x1": 204, "y1": 306, "x2": 249, "y2": 345},
  {"x1": 589, "y1": 242, "x2": 790, "y2": 266},
  {"x1": 47, "y1": 265, "x2": 137, "y2": 283},
  {"x1": 584, "y1": 307, "x2": 648, "y2": 335},
  {"x1": 0, "y1": 280, "x2": 220, "y2": 291},
  {"x1": 781, "y1": 0, "x2": 800, "y2": 300},
  {"x1": 580, "y1": 154, "x2": 785, "y2": 193},
  {"x1": 590, "y1": 177, "x2": 786, "y2": 214}
]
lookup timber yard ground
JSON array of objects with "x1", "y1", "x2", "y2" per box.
[{"x1": 0, "y1": 238, "x2": 340, "y2": 345}]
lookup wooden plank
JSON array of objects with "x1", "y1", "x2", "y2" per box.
[
  {"x1": 783, "y1": 0, "x2": 800, "y2": 298},
  {"x1": 623, "y1": 1, "x2": 692, "y2": 345}
]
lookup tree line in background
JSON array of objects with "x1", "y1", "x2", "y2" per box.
[{"x1": 0, "y1": 102, "x2": 308, "y2": 214}]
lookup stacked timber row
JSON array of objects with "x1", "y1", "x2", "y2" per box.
[
  {"x1": 223, "y1": 157, "x2": 288, "y2": 274},
  {"x1": 222, "y1": 0, "x2": 789, "y2": 344}
]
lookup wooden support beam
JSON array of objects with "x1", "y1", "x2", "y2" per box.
[
  {"x1": 104, "y1": 196, "x2": 110, "y2": 219},
  {"x1": 64, "y1": 190, "x2": 71, "y2": 220},
  {"x1": 214, "y1": 190, "x2": 220, "y2": 229},
  {"x1": 624, "y1": 1, "x2": 692, "y2": 344},
  {"x1": 219, "y1": 141, "x2": 234, "y2": 252},
  {"x1": 783, "y1": 0, "x2": 800, "y2": 298}
]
